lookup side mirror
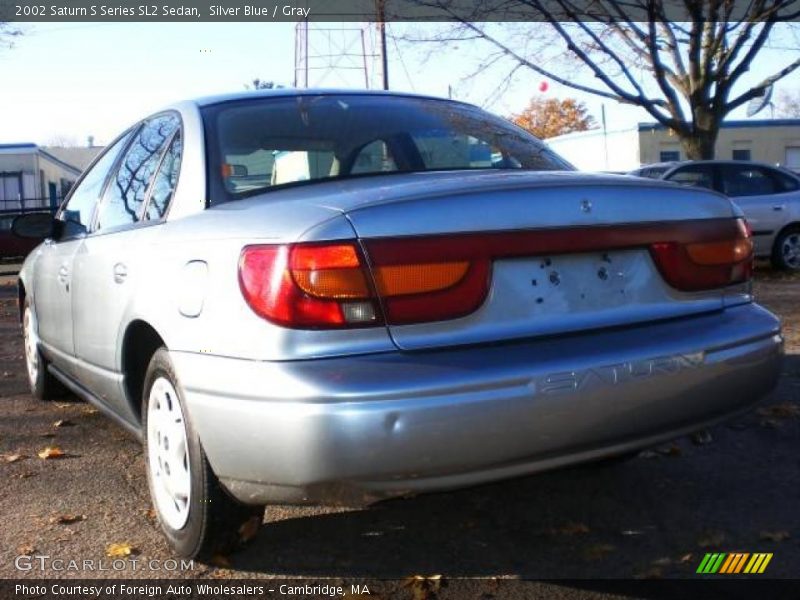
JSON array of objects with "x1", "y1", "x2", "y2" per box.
[{"x1": 12, "y1": 213, "x2": 56, "y2": 239}]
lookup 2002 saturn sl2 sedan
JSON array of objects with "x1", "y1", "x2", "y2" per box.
[{"x1": 14, "y1": 90, "x2": 783, "y2": 559}]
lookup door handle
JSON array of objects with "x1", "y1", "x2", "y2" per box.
[
  {"x1": 773, "y1": 205, "x2": 785, "y2": 211},
  {"x1": 57, "y1": 265, "x2": 69, "y2": 283},
  {"x1": 113, "y1": 263, "x2": 128, "y2": 284}
]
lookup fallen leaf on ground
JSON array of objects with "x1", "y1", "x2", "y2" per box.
[
  {"x1": 238, "y1": 516, "x2": 261, "y2": 543},
  {"x1": 53, "y1": 419, "x2": 74, "y2": 428},
  {"x1": 583, "y1": 543, "x2": 615, "y2": 560},
  {"x1": 37, "y1": 447, "x2": 65, "y2": 459},
  {"x1": 83, "y1": 408, "x2": 98, "y2": 415},
  {"x1": 210, "y1": 554, "x2": 231, "y2": 568},
  {"x1": 106, "y1": 543, "x2": 137, "y2": 557},
  {"x1": 49, "y1": 514, "x2": 85, "y2": 525},
  {"x1": 757, "y1": 402, "x2": 800, "y2": 419},
  {"x1": 403, "y1": 575, "x2": 443, "y2": 600},
  {"x1": 760, "y1": 530, "x2": 790, "y2": 542},
  {"x1": 697, "y1": 531, "x2": 726, "y2": 547},
  {"x1": 4, "y1": 454, "x2": 25, "y2": 463},
  {"x1": 636, "y1": 566, "x2": 664, "y2": 579},
  {"x1": 551, "y1": 522, "x2": 590, "y2": 535},
  {"x1": 679, "y1": 553, "x2": 694, "y2": 563},
  {"x1": 17, "y1": 544, "x2": 35, "y2": 555}
]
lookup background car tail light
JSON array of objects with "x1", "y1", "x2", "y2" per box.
[{"x1": 239, "y1": 243, "x2": 381, "y2": 328}]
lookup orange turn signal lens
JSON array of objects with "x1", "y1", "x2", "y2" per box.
[
  {"x1": 291, "y1": 268, "x2": 370, "y2": 299},
  {"x1": 685, "y1": 238, "x2": 753, "y2": 265},
  {"x1": 374, "y1": 262, "x2": 470, "y2": 296}
]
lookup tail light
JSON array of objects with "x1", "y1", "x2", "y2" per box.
[
  {"x1": 649, "y1": 218, "x2": 753, "y2": 291},
  {"x1": 239, "y1": 218, "x2": 753, "y2": 329},
  {"x1": 239, "y1": 240, "x2": 490, "y2": 328},
  {"x1": 239, "y1": 242, "x2": 381, "y2": 329}
]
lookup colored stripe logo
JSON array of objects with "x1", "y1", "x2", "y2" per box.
[{"x1": 696, "y1": 553, "x2": 773, "y2": 574}]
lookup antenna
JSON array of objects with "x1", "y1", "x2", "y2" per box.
[{"x1": 746, "y1": 84, "x2": 774, "y2": 117}]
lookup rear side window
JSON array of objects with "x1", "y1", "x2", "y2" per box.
[
  {"x1": 97, "y1": 113, "x2": 180, "y2": 231},
  {"x1": 202, "y1": 95, "x2": 573, "y2": 203},
  {"x1": 145, "y1": 130, "x2": 182, "y2": 220},
  {"x1": 58, "y1": 130, "x2": 133, "y2": 238},
  {"x1": 720, "y1": 165, "x2": 779, "y2": 197}
]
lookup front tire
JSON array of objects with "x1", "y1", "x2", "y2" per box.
[
  {"x1": 142, "y1": 348, "x2": 264, "y2": 560},
  {"x1": 771, "y1": 226, "x2": 800, "y2": 271},
  {"x1": 22, "y1": 297, "x2": 67, "y2": 401}
]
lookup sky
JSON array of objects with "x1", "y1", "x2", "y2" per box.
[{"x1": 1, "y1": 21, "x2": 799, "y2": 146}]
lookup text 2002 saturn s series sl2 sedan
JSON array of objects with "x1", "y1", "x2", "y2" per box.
[{"x1": 14, "y1": 90, "x2": 783, "y2": 559}]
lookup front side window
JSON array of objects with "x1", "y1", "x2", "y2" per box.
[
  {"x1": 97, "y1": 113, "x2": 180, "y2": 231},
  {"x1": 58, "y1": 130, "x2": 133, "y2": 238},
  {"x1": 202, "y1": 95, "x2": 573, "y2": 203},
  {"x1": 667, "y1": 165, "x2": 714, "y2": 190}
]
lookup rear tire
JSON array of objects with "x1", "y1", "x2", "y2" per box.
[
  {"x1": 22, "y1": 297, "x2": 67, "y2": 401},
  {"x1": 142, "y1": 348, "x2": 264, "y2": 560},
  {"x1": 771, "y1": 226, "x2": 800, "y2": 271}
]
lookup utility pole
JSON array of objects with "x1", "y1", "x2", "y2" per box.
[{"x1": 376, "y1": 0, "x2": 389, "y2": 90}]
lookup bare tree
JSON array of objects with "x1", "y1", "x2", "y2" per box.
[
  {"x1": 245, "y1": 79, "x2": 282, "y2": 90},
  {"x1": 45, "y1": 134, "x2": 81, "y2": 148},
  {"x1": 0, "y1": 22, "x2": 22, "y2": 50},
  {"x1": 776, "y1": 89, "x2": 800, "y2": 117},
  {"x1": 404, "y1": 1, "x2": 800, "y2": 159}
]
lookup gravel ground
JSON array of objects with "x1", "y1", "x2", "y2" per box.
[{"x1": 0, "y1": 268, "x2": 798, "y2": 595}]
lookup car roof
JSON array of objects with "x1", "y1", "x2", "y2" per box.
[{"x1": 190, "y1": 88, "x2": 462, "y2": 108}]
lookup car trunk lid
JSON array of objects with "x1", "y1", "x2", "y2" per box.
[{"x1": 340, "y1": 171, "x2": 748, "y2": 351}]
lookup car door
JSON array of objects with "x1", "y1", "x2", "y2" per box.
[
  {"x1": 718, "y1": 163, "x2": 795, "y2": 256},
  {"x1": 70, "y1": 113, "x2": 181, "y2": 410},
  {"x1": 32, "y1": 131, "x2": 133, "y2": 375}
]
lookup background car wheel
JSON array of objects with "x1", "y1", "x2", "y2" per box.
[
  {"x1": 22, "y1": 297, "x2": 67, "y2": 401},
  {"x1": 142, "y1": 348, "x2": 264, "y2": 560},
  {"x1": 771, "y1": 226, "x2": 800, "y2": 271}
]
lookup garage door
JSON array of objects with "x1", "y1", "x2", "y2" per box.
[{"x1": 786, "y1": 147, "x2": 800, "y2": 172}]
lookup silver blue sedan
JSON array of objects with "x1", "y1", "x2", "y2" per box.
[{"x1": 14, "y1": 90, "x2": 782, "y2": 559}]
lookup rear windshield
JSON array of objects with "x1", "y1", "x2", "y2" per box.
[{"x1": 202, "y1": 94, "x2": 573, "y2": 203}]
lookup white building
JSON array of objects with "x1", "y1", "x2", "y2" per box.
[
  {"x1": 545, "y1": 119, "x2": 800, "y2": 173},
  {"x1": 0, "y1": 143, "x2": 85, "y2": 211}
]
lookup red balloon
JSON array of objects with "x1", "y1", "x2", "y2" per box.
[{"x1": 539, "y1": 81, "x2": 549, "y2": 92}]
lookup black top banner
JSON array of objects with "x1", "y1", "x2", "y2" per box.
[{"x1": 3, "y1": 0, "x2": 800, "y2": 22}]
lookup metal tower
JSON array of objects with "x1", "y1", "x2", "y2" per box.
[{"x1": 294, "y1": 19, "x2": 387, "y2": 90}]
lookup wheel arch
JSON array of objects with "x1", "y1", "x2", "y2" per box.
[
  {"x1": 773, "y1": 221, "x2": 800, "y2": 241},
  {"x1": 120, "y1": 319, "x2": 167, "y2": 425},
  {"x1": 17, "y1": 278, "x2": 26, "y2": 322}
]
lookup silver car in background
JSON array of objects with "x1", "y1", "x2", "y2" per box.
[
  {"x1": 15, "y1": 91, "x2": 783, "y2": 559},
  {"x1": 630, "y1": 160, "x2": 800, "y2": 270}
]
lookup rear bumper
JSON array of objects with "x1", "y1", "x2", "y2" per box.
[{"x1": 173, "y1": 303, "x2": 783, "y2": 506}]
